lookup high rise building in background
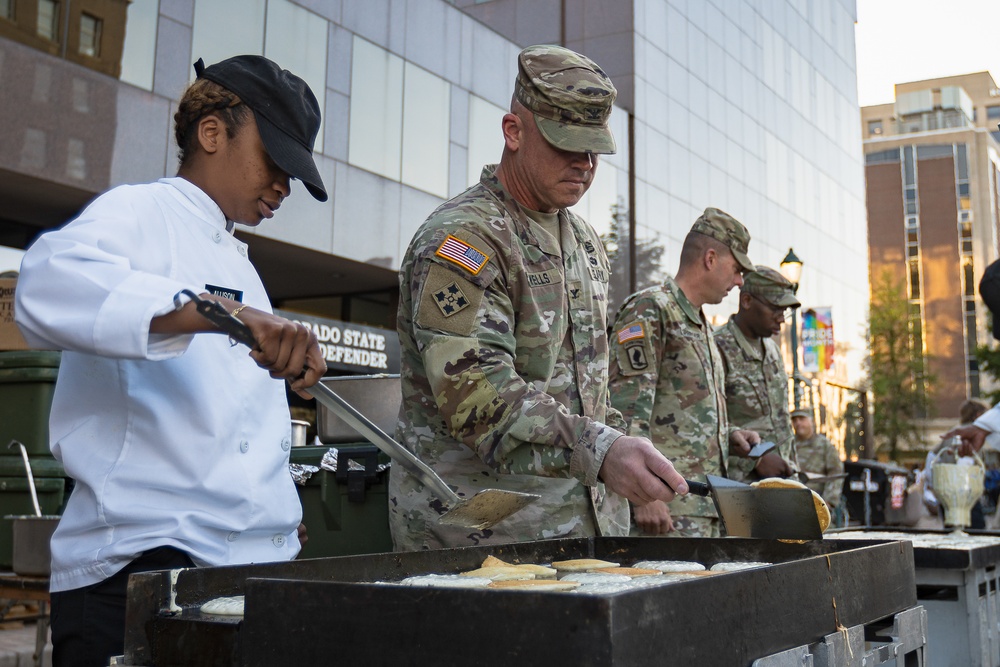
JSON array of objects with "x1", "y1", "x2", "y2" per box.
[
  {"x1": 0, "y1": 0, "x2": 868, "y2": 451},
  {"x1": 861, "y1": 72, "x2": 1000, "y2": 438}
]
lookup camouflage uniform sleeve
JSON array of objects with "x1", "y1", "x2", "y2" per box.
[
  {"x1": 713, "y1": 331, "x2": 753, "y2": 480},
  {"x1": 824, "y1": 438, "x2": 844, "y2": 506},
  {"x1": 607, "y1": 294, "x2": 662, "y2": 440},
  {"x1": 410, "y1": 231, "x2": 620, "y2": 488}
]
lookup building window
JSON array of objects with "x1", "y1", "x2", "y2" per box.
[
  {"x1": 0, "y1": 0, "x2": 13, "y2": 21},
  {"x1": 987, "y1": 105, "x2": 1000, "y2": 120},
  {"x1": 868, "y1": 120, "x2": 883, "y2": 136},
  {"x1": 79, "y1": 13, "x2": 102, "y2": 57},
  {"x1": 348, "y1": 37, "x2": 451, "y2": 198},
  {"x1": 37, "y1": 0, "x2": 59, "y2": 41},
  {"x1": 908, "y1": 259, "x2": 921, "y2": 299},
  {"x1": 865, "y1": 148, "x2": 899, "y2": 165}
]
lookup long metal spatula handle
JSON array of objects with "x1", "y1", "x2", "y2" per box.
[
  {"x1": 308, "y1": 382, "x2": 460, "y2": 505},
  {"x1": 179, "y1": 289, "x2": 464, "y2": 508}
]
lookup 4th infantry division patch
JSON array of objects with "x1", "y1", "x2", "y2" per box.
[{"x1": 433, "y1": 282, "x2": 470, "y2": 317}]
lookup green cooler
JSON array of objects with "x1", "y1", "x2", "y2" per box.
[
  {"x1": 291, "y1": 444, "x2": 392, "y2": 558},
  {"x1": 0, "y1": 350, "x2": 60, "y2": 456}
]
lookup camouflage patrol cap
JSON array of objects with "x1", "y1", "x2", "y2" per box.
[
  {"x1": 690, "y1": 208, "x2": 754, "y2": 272},
  {"x1": 790, "y1": 408, "x2": 812, "y2": 420},
  {"x1": 515, "y1": 45, "x2": 617, "y2": 154},
  {"x1": 742, "y1": 265, "x2": 800, "y2": 308}
]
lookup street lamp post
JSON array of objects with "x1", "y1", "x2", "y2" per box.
[{"x1": 780, "y1": 248, "x2": 803, "y2": 410}]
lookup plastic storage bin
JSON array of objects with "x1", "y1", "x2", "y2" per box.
[
  {"x1": 291, "y1": 444, "x2": 392, "y2": 558},
  {"x1": 0, "y1": 351, "x2": 60, "y2": 456}
]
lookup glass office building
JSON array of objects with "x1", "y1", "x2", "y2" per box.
[{"x1": 0, "y1": 0, "x2": 868, "y2": 438}]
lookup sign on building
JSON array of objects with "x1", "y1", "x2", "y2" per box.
[
  {"x1": 275, "y1": 309, "x2": 400, "y2": 375},
  {"x1": 801, "y1": 307, "x2": 834, "y2": 373}
]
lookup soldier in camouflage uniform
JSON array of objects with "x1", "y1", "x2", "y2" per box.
[
  {"x1": 608, "y1": 209, "x2": 762, "y2": 537},
  {"x1": 715, "y1": 266, "x2": 799, "y2": 483},
  {"x1": 791, "y1": 408, "x2": 844, "y2": 508},
  {"x1": 389, "y1": 45, "x2": 688, "y2": 552}
]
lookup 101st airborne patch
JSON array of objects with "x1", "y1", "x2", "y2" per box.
[{"x1": 617, "y1": 323, "x2": 648, "y2": 371}]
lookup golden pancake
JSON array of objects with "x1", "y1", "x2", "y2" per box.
[
  {"x1": 461, "y1": 566, "x2": 535, "y2": 581},
  {"x1": 751, "y1": 477, "x2": 831, "y2": 533},
  {"x1": 488, "y1": 579, "x2": 581, "y2": 591},
  {"x1": 550, "y1": 558, "x2": 619, "y2": 572},
  {"x1": 591, "y1": 567, "x2": 662, "y2": 578},
  {"x1": 479, "y1": 556, "x2": 557, "y2": 578}
]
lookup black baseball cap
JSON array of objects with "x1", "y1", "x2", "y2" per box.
[
  {"x1": 194, "y1": 55, "x2": 327, "y2": 202},
  {"x1": 981, "y1": 259, "x2": 1000, "y2": 340}
]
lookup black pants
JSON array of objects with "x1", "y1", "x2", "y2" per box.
[{"x1": 50, "y1": 546, "x2": 195, "y2": 667}]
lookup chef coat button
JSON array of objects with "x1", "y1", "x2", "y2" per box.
[
  {"x1": 238, "y1": 246, "x2": 247, "y2": 256},
  {"x1": 272, "y1": 534, "x2": 286, "y2": 547},
  {"x1": 227, "y1": 531, "x2": 240, "y2": 542},
  {"x1": 213, "y1": 231, "x2": 222, "y2": 242},
  {"x1": 281, "y1": 437, "x2": 290, "y2": 452},
  {"x1": 239, "y1": 440, "x2": 249, "y2": 453}
]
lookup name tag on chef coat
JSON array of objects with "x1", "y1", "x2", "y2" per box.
[{"x1": 205, "y1": 284, "x2": 243, "y2": 302}]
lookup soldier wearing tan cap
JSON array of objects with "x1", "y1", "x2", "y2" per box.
[
  {"x1": 791, "y1": 408, "x2": 844, "y2": 509},
  {"x1": 608, "y1": 209, "x2": 761, "y2": 537},
  {"x1": 715, "y1": 266, "x2": 800, "y2": 483},
  {"x1": 390, "y1": 45, "x2": 688, "y2": 552}
]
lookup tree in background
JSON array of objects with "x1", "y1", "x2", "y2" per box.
[
  {"x1": 865, "y1": 270, "x2": 935, "y2": 462},
  {"x1": 600, "y1": 199, "x2": 667, "y2": 318}
]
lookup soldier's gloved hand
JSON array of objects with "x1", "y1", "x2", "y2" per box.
[
  {"x1": 599, "y1": 436, "x2": 688, "y2": 505},
  {"x1": 729, "y1": 429, "x2": 759, "y2": 457},
  {"x1": 754, "y1": 452, "x2": 792, "y2": 479},
  {"x1": 633, "y1": 499, "x2": 674, "y2": 535}
]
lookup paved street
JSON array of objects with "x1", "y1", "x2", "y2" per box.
[{"x1": 0, "y1": 623, "x2": 50, "y2": 667}]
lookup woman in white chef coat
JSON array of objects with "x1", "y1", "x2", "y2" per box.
[{"x1": 15, "y1": 55, "x2": 328, "y2": 667}]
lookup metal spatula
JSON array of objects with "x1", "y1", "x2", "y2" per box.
[
  {"x1": 183, "y1": 291, "x2": 539, "y2": 530},
  {"x1": 686, "y1": 475, "x2": 823, "y2": 540}
]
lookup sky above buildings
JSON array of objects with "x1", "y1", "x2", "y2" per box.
[{"x1": 855, "y1": 0, "x2": 1000, "y2": 107}]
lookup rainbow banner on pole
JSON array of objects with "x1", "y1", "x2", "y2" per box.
[{"x1": 801, "y1": 307, "x2": 834, "y2": 373}]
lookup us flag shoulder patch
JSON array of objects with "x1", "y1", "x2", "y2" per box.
[
  {"x1": 617, "y1": 323, "x2": 644, "y2": 343},
  {"x1": 435, "y1": 235, "x2": 490, "y2": 275}
]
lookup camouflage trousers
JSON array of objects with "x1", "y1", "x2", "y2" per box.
[{"x1": 668, "y1": 516, "x2": 720, "y2": 538}]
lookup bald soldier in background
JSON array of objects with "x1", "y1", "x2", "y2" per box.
[
  {"x1": 389, "y1": 45, "x2": 688, "y2": 552},
  {"x1": 715, "y1": 266, "x2": 798, "y2": 482},
  {"x1": 608, "y1": 210, "x2": 761, "y2": 537}
]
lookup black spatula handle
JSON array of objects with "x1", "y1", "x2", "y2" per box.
[
  {"x1": 685, "y1": 479, "x2": 710, "y2": 497},
  {"x1": 660, "y1": 476, "x2": 710, "y2": 497}
]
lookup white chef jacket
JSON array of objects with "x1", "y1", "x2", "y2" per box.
[
  {"x1": 15, "y1": 177, "x2": 302, "y2": 593},
  {"x1": 976, "y1": 406, "x2": 1000, "y2": 435}
]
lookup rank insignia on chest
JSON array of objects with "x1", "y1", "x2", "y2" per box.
[
  {"x1": 617, "y1": 323, "x2": 644, "y2": 343},
  {"x1": 436, "y1": 235, "x2": 490, "y2": 275},
  {"x1": 433, "y1": 282, "x2": 471, "y2": 317}
]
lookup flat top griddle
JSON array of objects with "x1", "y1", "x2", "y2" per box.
[
  {"x1": 826, "y1": 527, "x2": 1000, "y2": 569},
  {"x1": 125, "y1": 536, "x2": 916, "y2": 667}
]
